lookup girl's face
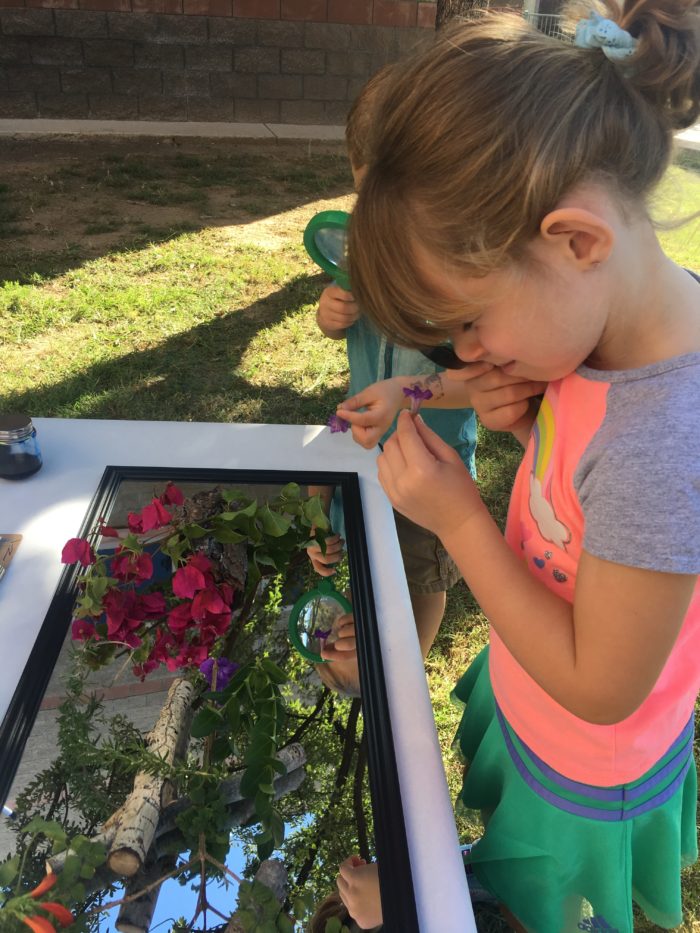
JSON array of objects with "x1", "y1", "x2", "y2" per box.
[{"x1": 417, "y1": 242, "x2": 611, "y2": 382}]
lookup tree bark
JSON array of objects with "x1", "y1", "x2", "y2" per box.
[
  {"x1": 115, "y1": 856, "x2": 176, "y2": 933},
  {"x1": 436, "y1": 0, "x2": 490, "y2": 29},
  {"x1": 107, "y1": 678, "x2": 196, "y2": 877}
]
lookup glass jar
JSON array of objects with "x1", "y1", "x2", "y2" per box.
[{"x1": 0, "y1": 414, "x2": 43, "y2": 480}]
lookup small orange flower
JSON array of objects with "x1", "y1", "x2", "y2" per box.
[
  {"x1": 28, "y1": 873, "x2": 57, "y2": 899},
  {"x1": 39, "y1": 902, "x2": 75, "y2": 928},
  {"x1": 21, "y1": 917, "x2": 55, "y2": 933}
]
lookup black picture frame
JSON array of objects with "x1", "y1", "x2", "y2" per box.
[{"x1": 0, "y1": 465, "x2": 419, "y2": 932}]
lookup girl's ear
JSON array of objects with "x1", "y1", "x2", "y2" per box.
[{"x1": 539, "y1": 208, "x2": 614, "y2": 269}]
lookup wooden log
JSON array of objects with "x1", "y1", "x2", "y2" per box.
[
  {"x1": 115, "y1": 857, "x2": 175, "y2": 933},
  {"x1": 107, "y1": 678, "x2": 196, "y2": 877}
]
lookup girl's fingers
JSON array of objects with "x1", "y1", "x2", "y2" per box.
[
  {"x1": 411, "y1": 413, "x2": 460, "y2": 463},
  {"x1": 337, "y1": 407, "x2": 376, "y2": 426},
  {"x1": 339, "y1": 389, "x2": 371, "y2": 412}
]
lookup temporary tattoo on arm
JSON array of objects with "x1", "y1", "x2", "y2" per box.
[{"x1": 423, "y1": 372, "x2": 445, "y2": 400}]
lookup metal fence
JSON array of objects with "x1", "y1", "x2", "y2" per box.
[{"x1": 522, "y1": 11, "x2": 570, "y2": 40}]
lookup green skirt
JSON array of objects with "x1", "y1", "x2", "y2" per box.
[{"x1": 452, "y1": 648, "x2": 698, "y2": 933}]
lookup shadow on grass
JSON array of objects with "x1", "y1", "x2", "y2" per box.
[
  {"x1": 0, "y1": 273, "x2": 346, "y2": 426},
  {"x1": 0, "y1": 136, "x2": 352, "y2": 285}
]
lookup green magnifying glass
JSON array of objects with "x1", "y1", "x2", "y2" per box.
[
  {"x1": 303, "y1": 210, "x2": 351, "y2": 292},
  {"x1": 288, "y1": 576, "x2": 352, "y2": 664}
]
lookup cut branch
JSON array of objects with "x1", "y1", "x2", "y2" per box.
[{"x1": 107, "y1": 678, "x2": 196, "y2": 877}]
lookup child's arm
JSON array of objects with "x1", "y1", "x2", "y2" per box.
[
  {"x1": 337, "y1": 367, "x2": 546, "y2": 450},
  {"x1": 377, "y1": 412, "x2": 696, "y2": 725},
  {"x1": 316, "y1": 283, "x2": 360, "y2": 339},
  {"x1": 336, "y1": 857, "x2": 382, "y2": 930}
]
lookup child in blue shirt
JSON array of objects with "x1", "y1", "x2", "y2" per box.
[{"x1": 310, "y1": 66, "x2": 477, "y2": 659}]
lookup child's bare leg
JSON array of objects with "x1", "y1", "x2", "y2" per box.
[{"x1": 410, "y1": 590, "x2": 446, "y2": 658}]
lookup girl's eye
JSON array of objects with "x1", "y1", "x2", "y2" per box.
[{"x1": 461, "y1": 321, "x2": 474, "y2": 332}]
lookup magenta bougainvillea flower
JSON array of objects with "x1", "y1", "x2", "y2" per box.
[
  {"x1": 111, "y1": 547, "x2": 154, "y2": 584},
  {"x1": 402, "y1": 383, "x2": 433, "y2": 415},
  {"x1": 327, "y1": 413, "x2": 350, "y2": 433},
  {"x1": 200, "y1": 657, "x2": 240, "y2": 691},
  {"x1": 160, "y1": 482, "x2": 185, "y2": 506},
  {"x1": 61, "y1": 538, "x2": 96, "y2": 567},
  {"x1": 172, "y1": 562, "x2": 208, "y2": 599},
  {"x1": 65, "y1": 482, "x2": 244, "y2": 682}
]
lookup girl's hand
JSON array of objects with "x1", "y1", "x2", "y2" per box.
[
  {"x1": 337, "y1": 857, "x2": 382, "y2": 930},
  {"x1": 320, "y1": 612, "x2": 357, "y2": 662},
  {"x1": 378, "y1": 411, "x2": 484, "y2": 541},
  {"x1": 306, "y1": 532, "x2": 344, "y2": 576},
  {"x1": 337, "y1": 378, "x2": 407, "y2": 449},
  {"x1": 316, "y1": 284, "x2": 359, "y2": 338},
  {"x1": 447, "y1": 365, "x2": 546, "y2": 435}
]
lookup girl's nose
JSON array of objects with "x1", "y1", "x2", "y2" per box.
[{"x1": 452, "y1": 328, "x2": 487, "y2": 363}]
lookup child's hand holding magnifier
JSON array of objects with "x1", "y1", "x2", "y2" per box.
[{"x1": 320, "y1": 612, "x2": 357, "y2": 663}]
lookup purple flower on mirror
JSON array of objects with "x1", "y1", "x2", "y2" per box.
[
  {"x1": 327, "y1": 413, "x2": 350, "y2": 434},
  {"x1": 314, "y1": 628, "x2": 331, "y2": 640},
  {"x1": 402, "y1": 384, "x2": 433, "y2": 415},
  {"x1": 200, "y1": 657, "x2": 240, "y2": 691}
]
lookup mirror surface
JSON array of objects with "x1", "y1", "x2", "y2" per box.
[{"x1": 0, "y1": 476, "x2": 377, "y2": 932}]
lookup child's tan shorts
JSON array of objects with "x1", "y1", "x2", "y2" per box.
[{"x1": 393, "y1": 510, "x2": 461, "y2": 595}]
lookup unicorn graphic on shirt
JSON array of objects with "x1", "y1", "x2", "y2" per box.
[{"x1": 528, "y1": 389, "x2": 571, "y2": 550}]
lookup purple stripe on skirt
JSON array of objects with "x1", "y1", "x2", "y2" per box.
[{"x1": 495, "y1": 705, "x2": 693, "y2": 821}]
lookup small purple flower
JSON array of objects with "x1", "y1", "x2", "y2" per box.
[
  {"x1": 327, "y1": 413, "x2": 350, "y2": 434},
  {"x1": 402, "y1": 383, "x2": 433, "y2": 415},
  {"x1": 200, "y1": 657, "x2": 240, "y2": 691},
  {"x1": 314, "y1": 628, "x2": 331, "y2": 641}
]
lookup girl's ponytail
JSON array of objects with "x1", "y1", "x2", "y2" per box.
[
  {"x1": 347, "y1": 2, "x2": 700, "y2": 348},
  {"x1": 617, "y1": 0, "x2": 699, "y2": 128}
]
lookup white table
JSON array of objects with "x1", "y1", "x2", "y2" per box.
[{"x1": 0, "y1": 417, "x2": 474, "y2": 933}]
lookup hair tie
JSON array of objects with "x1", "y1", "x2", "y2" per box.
[{"x1": 574, "y1": 11, "x2": 638, "y2": 62}]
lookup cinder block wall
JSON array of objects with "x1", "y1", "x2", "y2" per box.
[{"x1": 0, "y1": 0, "x2": 437, "y2": 123}]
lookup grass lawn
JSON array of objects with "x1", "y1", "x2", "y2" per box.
[{"x1": 1, "y1": 136, "x2": 699, "y2": 931}]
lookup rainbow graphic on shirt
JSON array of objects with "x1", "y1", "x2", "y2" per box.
[{"x1": 528, "y1": 386, "x2": 571, "y2": 550}]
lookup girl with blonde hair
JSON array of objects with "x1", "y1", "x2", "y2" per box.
[{"x1": 347, "y1": 1, "x2": 700, "y2": 930}]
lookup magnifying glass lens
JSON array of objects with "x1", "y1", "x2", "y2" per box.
[
  {"x1": 314, "y1": 228, "x2": 347, "y2": 271},
  {"x1": 297, "y1": 596, "x2": 347, "y2": 651}
]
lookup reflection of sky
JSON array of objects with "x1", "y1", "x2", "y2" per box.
[
  {"x1": 98, "y1": 844, "x2": 247, "y2": 931},
  {"x1": 95, "y1": 818, "x2": 317, "y2": 931}
]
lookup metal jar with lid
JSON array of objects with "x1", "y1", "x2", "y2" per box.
[{"x1": 0, "y1": 414, "x2": 43, "y2": 480}]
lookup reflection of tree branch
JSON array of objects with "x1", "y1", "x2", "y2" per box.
[
  {"x1": 294, "y1": 698, "x2": 362, "y2": 889},
  {"x1": 285, "y1": 689, "x2": 329, "y2": 748},
  {"x1": 353, "y1": 734, "x2": 369, "y2": 862}
]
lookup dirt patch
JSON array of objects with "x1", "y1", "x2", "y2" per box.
[{"x1": 0, "y1": 135, "x2": 352, "y2": 279}]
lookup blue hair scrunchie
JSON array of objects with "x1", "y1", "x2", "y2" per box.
[{"x1": 574, "y1": 11, "x2": 638, "y2": 62}]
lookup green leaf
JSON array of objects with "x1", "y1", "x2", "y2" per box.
[
  {"x1": 254, "y1": 550, "x2": 281, "y2": 570},
  {"x1": 224, "y1": 699, "x2": 241, "y2": 733},
  {"x1": 254, "y1": 790, "x2": 273, "y2": 821},
  {"x1": 260, "y1": 658, "x2": 286, "y2": 685},
  {"x1": 182, "y1": 523, "x2": 209, "y2": 539},
  {"x1": 276, "y1": 913, "x2": 295, "y2": 933},
  {"x1": 257, "y1": 505, "x2": 291, "y2": 537},
  {"x1": 190, "y1": 706, "x2": 224, "y2": 739},
  {"x1": 257, "y1": 836, "x2": 275, "y2": 861},
  {"x1": 211, "y1": 525, "x2": 248, "y2": 544},
  {"x1": 303, "y1": 496, "x2": 331, "y2": 530},
  {"x1": 0, "y1": 855, "x2": 20, "y2": 886},
  {"x1": 23, "y1": 817, "x2": 67, "y2": 843},
  {"x1": 268, "y1": 757, "x2": 287, "y2": 777},
  {"x1": 270, "y1": 810, "x2": 285, "y2": 847}
]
